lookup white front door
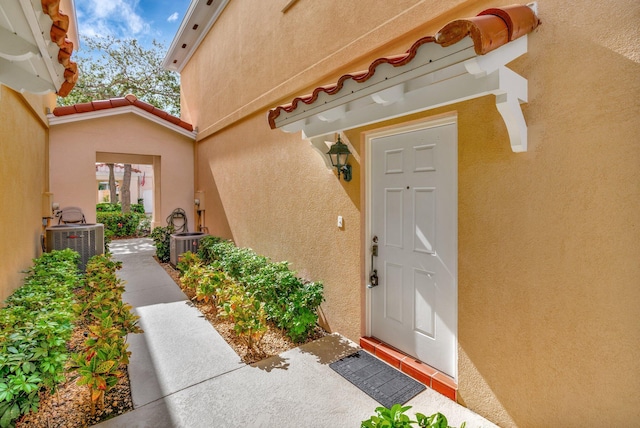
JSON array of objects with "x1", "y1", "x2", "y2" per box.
[{"x1": 369, "y1": 119, "x2": 457, "y2": 378}]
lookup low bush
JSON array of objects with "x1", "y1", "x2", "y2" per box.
[
  {"x1": 150, "y1": 226, "x2": 174, "y2": 263},
  {"x1": 0, "y1": 250, "x2": 81, "y2": 428},
  {"x1": 361, "y1": 404, "x2": 466, "y2": 428},
  {"x1": 198, "y1": 236, "x2": 324, "y2": 342},
  {"x1": 70, "y1": 254, "x2": 142, "y2": 415},
  {"x1": 180, "y1": 252, "x2": 267, "y2": 352},
  {"x1": 97, "y1": 212, "x2": 145, "y2": 238},
  {"x1": 96, "y1": 203, "x2": 144, "y2": 214}
]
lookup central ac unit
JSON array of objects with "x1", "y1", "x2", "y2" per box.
[
  {"x1": 170, "y1": 232, "x2": 207, "y2": 266},
  {"x1": 46, "y1": 224, "x2": 105, "y2": 271}
]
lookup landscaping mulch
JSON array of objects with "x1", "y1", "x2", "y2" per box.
[
  {"x1": 16, "y1": 322, "x2": 133, "y2": 428},
  {"x1": 156, "y1": 258, "x2": 326, "y2": 364}
]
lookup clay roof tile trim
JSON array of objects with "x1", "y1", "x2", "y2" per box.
[
  {"x1": 41, "y1": 0, "x2": 79, "y2": 96},
  {"x1": 268, "y1": 4, "x2": 539, "y2": 129},
  {"x1": 52, "y1": 94, "x2": 194, "y2": 132}
]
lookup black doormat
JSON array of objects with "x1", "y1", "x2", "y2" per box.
[{"x1": 329, "y1": 350, "x2": 426, "y2": 408}]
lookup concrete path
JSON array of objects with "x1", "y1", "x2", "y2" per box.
[{"x1": 95, "y1": 238, "x2": 497, "y2": 428}]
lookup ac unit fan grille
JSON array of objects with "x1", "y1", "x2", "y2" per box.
[{"x1": 46, "y1": 224, "x2": 104, "y2": 271}]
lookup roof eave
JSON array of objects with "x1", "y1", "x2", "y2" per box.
[
  {"x1": 48, "y1": 107, "x2": 197, "y2": 140},
  {"x1": 162, "y1": 0, "x2": 230, "y2": 73}
]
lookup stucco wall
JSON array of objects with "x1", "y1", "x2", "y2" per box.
[
  {"x1": 196, "y1": 113, "x2": 361, "y2": 339},
  {"x1": 49, "y1": 113, "x2": 195, "y2": 232},
  {"x1": 0, "y1": 87, "x2": 52, "y2": 301},
  {"x1": 180, "y1": 0, "x2": 639, "y2": 425}
]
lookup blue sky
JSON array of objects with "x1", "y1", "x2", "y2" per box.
[{"x1": 75, "y1": 0, "x2": 192, "y2": 50}]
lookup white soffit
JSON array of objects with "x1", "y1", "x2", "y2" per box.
[
  {"x1": 0, "y1": 0, "x2": 65, "y2": 94},
  {"x1": 274, "y1": 36, "x2": 531, "y2": 152},
  {"x1": 163, "y1": 0, "x2": 230, "y2": 72}
]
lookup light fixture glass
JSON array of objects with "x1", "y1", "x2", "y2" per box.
[{"x1": 326, "y1": 136, "x2": 352, "y2": 182}]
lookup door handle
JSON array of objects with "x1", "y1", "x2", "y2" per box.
[{"x1": 368, "y1": 235, "x2": 379, "y2": 288}]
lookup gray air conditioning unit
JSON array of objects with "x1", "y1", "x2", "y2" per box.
[
  {"x1": 46, "y1": 224, "x2": 105, "y2": 271},
  {"x1": 170, "y1": 232, "x2": 207, "y2": 267}
]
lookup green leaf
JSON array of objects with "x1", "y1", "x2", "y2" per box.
[
  {"x1": 9, "y1": 404, "x2": 20, "y2": 420},
  {"x1": 0, "y1": 408, "x2": 13, "y2": 428},
  {"x1": 96, "y1": 360, "x2": 116, "y2": 374}
]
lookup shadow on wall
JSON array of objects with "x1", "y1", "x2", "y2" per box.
[
  {"x1": 201, "y1": 157, "x2": 233, "y2": 240},
  {"x1": 456, "y1": 23, "x2": 640, "y2": 427}
]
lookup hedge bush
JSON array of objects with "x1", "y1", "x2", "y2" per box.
[
  {"x1": 96, "y1": 212, "x2": 146, "y2": 238},
  {"x1": 150, "y1": 226, "x2": 174, "y2": 263},
  {"x1": 96, "y1": 203, "x2": 144, "y2": 214},
  {"x1": 0, "y1": 250, "x2": 81, "y2": 427},
  {"x1": 198, "y1": 236, "x2": 324, "y2": 342}
]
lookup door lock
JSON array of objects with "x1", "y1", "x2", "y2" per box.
[
  {"x1": 368, "y1": 269, "x2": 379, "y2": 288},
  {"x1": 368, "y1": 235, "x2": 379, "y2": 288}
]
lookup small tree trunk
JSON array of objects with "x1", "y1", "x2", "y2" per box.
[
  {"x1": 108, "y1": 163, "x2": 117, "y2": 204},
  {"x1": 122, "y1": 164, "x2": 132, "y2": 213}
]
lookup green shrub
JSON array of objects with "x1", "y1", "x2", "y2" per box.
[
  {"x1": 96, "y1": 203, "x2": 119, "y2": 213},
  {"x1": 0, "y1": 250, "x2": 81, "y2": 428},
  {"x1": 97, "y1": 212, "x2": 144, "y2": 238},
  {"x1": 150, "y1": 226, "x2": 174, "y2": 263},
  {"x1": 220, "y1": 287, "x2": 267, "y2": 352},
  {"x1": 96, "y1": 203, "x2": 144, "y2": 214},
  {"x1": 198, "y1": 236, "x2": 324, "y2": 342},
  {"x1": 70, "y1": 254, "x2": 142, "y2": 415},
  {"x1": 361, "y1": 404, "x2": 466, "y2": 428}
]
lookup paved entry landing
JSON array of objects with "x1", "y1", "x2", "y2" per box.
[{"x1": 96, "y1": 239, "x2": 497, "y2": 427}]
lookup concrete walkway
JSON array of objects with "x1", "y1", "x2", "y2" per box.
[{"x1": 95, "y1": 238, "x2": 497, "y2": 428}]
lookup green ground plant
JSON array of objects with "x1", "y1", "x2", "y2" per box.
[
  {"x1": 361, "y1": 404, "x2": 466, "y2": 428},
  {"x1": 97, "y1": 212, "x2": 146, "y2": 238},
  {"x1": 69, "y1": 254, "x2": 142, "y2": 415},
  {"x1": 150, "y1": 226, "x2": 174, "y2": 263},
  {"x1": 179, "y1": 251, "x2": 268, "y2": 350},
  {"x1": 96, "y1": 203, "x2": 145, "y2": 214},
  {"x1": 0, "y1": 250, "x2": 80, "y2": 428},
  {"x1": 197, "y1": 236, "x2": 324, "y2": 342}
]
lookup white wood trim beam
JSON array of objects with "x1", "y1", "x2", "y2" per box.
[
  {"x1": 275, "y1": 36, "x2": 531, "y2": 152},
  {"x1": 0, "y1": 57, "x2": 55, "y2": 94},
  {"x1": 0, "y1": 26, "x2": 38, "y2": 61},
  {"x1": 19, "y1": 0, "x2": 63, "y2": 90}
]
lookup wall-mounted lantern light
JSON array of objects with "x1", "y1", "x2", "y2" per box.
[{"x1": 326, "y1": 136, "x2": 352, "y2": 182}]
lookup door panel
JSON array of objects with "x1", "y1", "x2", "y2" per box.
[{"x1": 370, "y1": 122, "x2": 457, "y2": 378}]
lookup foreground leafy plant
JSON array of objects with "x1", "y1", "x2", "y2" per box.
[
  {"x1": 198, "y1": 237, "x2": 324, "y2": 342},
  {"x1": 361, "y1": 404, "x2": 466, "y2": 428},
  {"x1": 150, "y1": 226, "x2": 174, "y2": 263},
  {"x1": 219, "y1": 286, "x2": 267, "y2": 352},
  {"x1": 0, "y1": 250, "x2": 80, "y2": 428},
  {"x1": 69, "y1": 317, "x2": 130, "y2": 415},
  {"x1": 70, "y1": 253, "x2": 142, "y2": 415}
]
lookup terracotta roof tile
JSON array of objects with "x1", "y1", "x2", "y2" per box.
[
  {"x1": 52, "y1": 94, "x2": 194, "y2": 132},
  {"x1": 110, "y1": 97, "x2": 131, "y2": 108},
  {"x1": 41, "y1": 0, "x2": 79, "y2": 96},
  {"x1": 52, "y1": 105, "x2": 76, "y2": 116},
  {"x1": 268, "y1": 4, "x2": 539, "y2": 129},
  {"x1": 91, "y1": 100, "x2": 113, "y2": 110},
  {"x1": 74, "y1": 102, "x2": 94, "y2": 113}
]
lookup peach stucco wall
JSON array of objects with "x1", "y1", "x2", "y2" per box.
[
  {"x1": 49, "y1": 113, "x2": 195, "y2": 231},
  {"x1": 0, "y1": 87, "x2": 55, "y2": 301},
  {"x1": 179, "y1": 0, "x2": 639, "y2": 425}
]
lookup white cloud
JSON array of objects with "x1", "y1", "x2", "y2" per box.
[
  {"x1": 167, "y1": 12, "x2": 179, "y2": 23},
  {"x1": 77, "y1": 0, "x2": 150, "y2": 40}
]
